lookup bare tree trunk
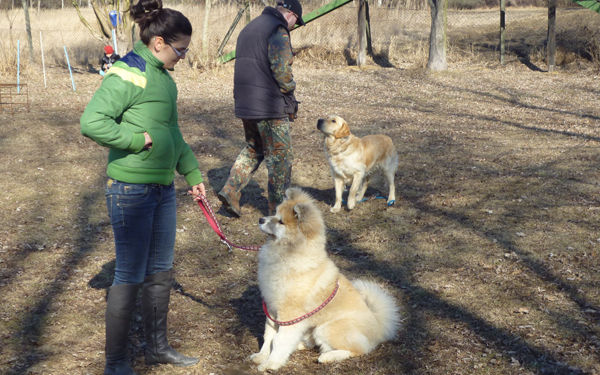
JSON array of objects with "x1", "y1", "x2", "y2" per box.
[
  {"x1": 121, "y1": 1, "x2": 134, "y2": 51},
  {"x1": 357, "y1": 0, "x2": 367, "y2": 67},
  {"x1": 202, "y1": 0, "x2": 211, "y2": 60},
  {"x1": 22, "y1": 0, "x2": 34, "y2": 63},
  {"x1": 547, "y1": 0, "x2": 556, "y2": 72},
  {"x1": 427, "y1": 0, "x2": 447, "y2": 71}
]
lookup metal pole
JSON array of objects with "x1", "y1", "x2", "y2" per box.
[
  {"x1": 40, "y1": 31, "x2": 47, "y2": 88},
  {"x1": 64, "y1": 46, "x2": 76, "y2": 91},
  {"x1": 17, "y1": 40, "x2": 20, "y2": 93},
  {"x1": 216, "y1": 3, "x2": 249, "y2": 58},
  {"x1": 112, "y1": 29, "x2": 118, "y2": 55}
]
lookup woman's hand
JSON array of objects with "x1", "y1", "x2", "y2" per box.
[
  {"x1": 188, "y1": 183, "x2": 206, "y2": 201},
  {"x1": 143, "y1": 132, "x2": 153, "y2": 149}
]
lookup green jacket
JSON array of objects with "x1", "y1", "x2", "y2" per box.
[{"x1": 80, "y1": 40, "x2": 203, "y2": 187}]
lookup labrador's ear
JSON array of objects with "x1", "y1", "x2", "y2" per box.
[{"x1": 334, "y1": 120, "x2": 351, "y2": 139}]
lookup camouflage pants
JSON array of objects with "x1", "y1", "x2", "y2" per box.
[{"x1": 220, "y1": 118, "x2": 293, "y2": 214}]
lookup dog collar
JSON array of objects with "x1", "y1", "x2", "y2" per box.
[{"x1": 262, "y1": 280, "x2": 339, "y2": 326}]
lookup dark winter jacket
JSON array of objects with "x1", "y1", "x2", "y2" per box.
[
  {"x1": 101, "y1": 53, "x2": 120, "y2": 71},
  {"x1": 234, "y1": 6, "x2": 297, "y2": 119}
]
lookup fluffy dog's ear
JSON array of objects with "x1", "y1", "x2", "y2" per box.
[
  {"x1": 293, "y1": 202, "x2": 310, "y2": 221},
  {"x1": 285, "y1": 187, "x2": 302, "y2": 201},
  {"x1": 334, "y1": 120, "x2": 351, "y2": 139}
]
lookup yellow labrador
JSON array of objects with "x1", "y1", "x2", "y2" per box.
[{"x1": 317, "y1": 115, "x2": 398, "y2": 213}]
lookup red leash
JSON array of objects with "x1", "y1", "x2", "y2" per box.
[
  {"x1": 197, "y1": 195, "x2": 336, "y2": 325},
  {"x1": 262, "y1": 280, "x2": 339, "y2": 326},
  {"x1": 196, "y1": 194, "x2": 260, "y2": 252}
]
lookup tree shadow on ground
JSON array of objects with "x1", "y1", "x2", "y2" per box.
[
  {"x1": 372, "y1": 52, "x2": 396, "y2": 68},
  {"x1": 343, "y1": 47, "x2": 357, "y2": 66},
  {"x1": 474, "y1": 41, "x2": 544, "y2": 72},
  {"x1": 298, "y1": 181, "x2": 391, "y2": 210},
  {"x1": 229, "y1": 284, "x2": 265, "y2": 345},
  {"x1": 329, "y1": 219, "x2": 591, "y2": 374},
  {"x1": 3, "y1": 176, "x2": 108, "y2": 375},
  {"x1": 433, "y1": 81, "x2": 600, "y2": 130}
]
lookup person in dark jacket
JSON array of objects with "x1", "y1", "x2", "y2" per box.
[
  {"x1": 80, "y1": 0, "x2": 204, "y2": 374},
  {"x1": 100, "y1": 45, "x2": 120, "y2": 76},
  {"x1": 217, "y1": 0, "x2": 305, "y2": 217}
]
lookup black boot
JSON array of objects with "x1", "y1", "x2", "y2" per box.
[
  {"x1": 142, "y1": 269, "x2": 199, "y2": 367},
  {"x1": 104, "y1": 283, "x2": 140, "y2": 375}
]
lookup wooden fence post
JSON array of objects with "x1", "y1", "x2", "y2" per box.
[
  {"x1": 22, "y1": 0, "x2": 34, "y2": 63},
  {"x1": 548, "y1": 0, "x2": 556, "y2": 72},
  {"x1": 202, "y1": 0, "x2": 212, "y2": 60},
  {"x1": 358, "y1": 0, "x2": 367, "y2": 67},
  {"x1": 500, "y1": 0, "x2": 505, "y2": 64},
  {"x1": 365, "y1": 0, "x2": 373, "y2": 58}
]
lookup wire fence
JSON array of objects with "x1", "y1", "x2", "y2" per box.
[{"x1": 0, "y1": 0, "x2": 598, "y2": 74}]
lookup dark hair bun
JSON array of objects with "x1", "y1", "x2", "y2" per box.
[
  {"x1": 131, "y1": 0, "x2": 163, "y2": 25},
  {"x1": 129, "y1": 0, "x2": 192, "y2": 45}
]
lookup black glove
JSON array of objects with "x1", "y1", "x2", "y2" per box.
[
  {"x1": 283, "y1": 93, "x2": 299, "y2": 121},
  {"x1": 291, "y1": 98, "x2": 299, "y2": 120}
]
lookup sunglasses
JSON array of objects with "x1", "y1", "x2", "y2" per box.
[{"x1": 166, "y1": 42, "x2": 189, "y2": 58}]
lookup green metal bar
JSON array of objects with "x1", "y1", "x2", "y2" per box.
[
  {"x1": 219, "y1": 50, "x2": 236, "y2": 63},
  {"x1": 292, "y1": 0, "x2": 354, "y2": 28},
  {"x1": 217, "y1": 0, "x2": 354, "y2": 64},
  {"x1": 216, "y1": 3, "x2": 250, "y2": 59},
  {"x1": 571, "y1": 0, "x2": 600, "y2": 13}
]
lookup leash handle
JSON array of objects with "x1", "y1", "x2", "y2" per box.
[{"x1": 196, "y1": 195, "x2": 260, "y2": 252}]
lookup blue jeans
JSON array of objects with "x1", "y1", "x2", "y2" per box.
[{"x1": 105, "y1": 178, "x2": 176, "y2": 285}]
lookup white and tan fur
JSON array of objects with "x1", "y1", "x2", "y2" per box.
[
  {"x1": 317, "y1": 115, "x2": 399, "y2": 213},
  {"x1": 250, "y1": 188, "x2": 401, "y2": 371}
]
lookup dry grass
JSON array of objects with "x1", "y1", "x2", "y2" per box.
[
  {"x1": 2, "y1": 4, "x2": 600, "y2": 74},
  {"x1": 2, "y1": 43, "x2": 600, "y2": 374}
]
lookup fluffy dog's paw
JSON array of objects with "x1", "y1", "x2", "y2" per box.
[
  {"x1": 249, "y1": 352, "x2": 268, "y2": 364},
  {"x1": 257, "y1": 359, "x2": 286, "y2": 372},
  {"x1": 318, "y1": 349, "x2": 352, "y2": 363},
  {"x1": 347, "y1": 202, "x2": 355, "y2": 210},
  {"x1": 330, "y1": 206, "x2": 340, "y2": 213}
]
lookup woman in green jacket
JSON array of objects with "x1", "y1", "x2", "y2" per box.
[{"x1": 80, "y1": 0, "x2": 203, "y2": 374}]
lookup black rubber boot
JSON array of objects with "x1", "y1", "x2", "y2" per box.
[
  {"x1": 104, "y1": 283, "x2": 141, "y2": 375},
  {"x1": 142, "y1": 269, "x2": 199, "y2": 367}
]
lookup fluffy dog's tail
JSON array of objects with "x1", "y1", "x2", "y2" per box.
[{"x1": 352, "y1": 280, "x2": 401, "y2": 341}]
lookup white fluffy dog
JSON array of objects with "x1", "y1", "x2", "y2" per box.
[{"x1": 250, "y1": 188, "x2": 401, "y2": 371}]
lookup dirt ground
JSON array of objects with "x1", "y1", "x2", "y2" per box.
[{"x1": 1, "y1": 52, "x2": 599, "y2": 375}]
